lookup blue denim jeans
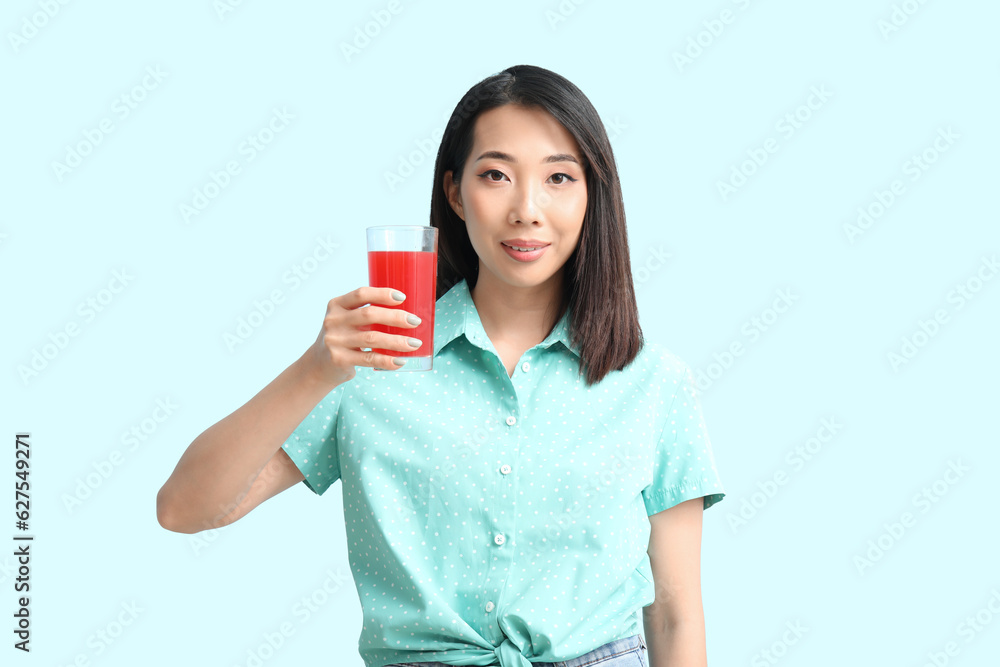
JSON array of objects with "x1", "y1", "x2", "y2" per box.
[
  {"x1": 533, "y1": 634, "x2": 646, "y2": 667},
  {"x1": 386, "y1": 634, "x2": 647, "y2": 667}
]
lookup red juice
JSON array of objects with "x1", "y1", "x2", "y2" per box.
[{"x1": 367, "y1": 250, "x2": 437, "y2": 360}]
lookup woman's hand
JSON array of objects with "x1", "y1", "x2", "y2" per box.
[{"x1": 306, "y1": 286, "x2": 423, "y2": 387}]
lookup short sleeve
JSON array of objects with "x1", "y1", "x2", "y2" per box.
[
  {"x1": 642, "y1": 362, "x2": 726, "y2": 515},
  {"x1": 281, "y1": 383, "x2": 346, "y2": 496}
]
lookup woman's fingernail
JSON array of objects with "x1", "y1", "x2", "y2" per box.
[
  {"x1": 407, "y1": 337, "x2": 422, "y2": 348},
  {"x1": 393, "y1": 357, "x2": 407, "y2": 366},
  {"x1": 392, "y1": 290, "x2": 406, "y2": 301},
  {"x1": 407, "y1": 314, "x2": 421, "y2": 325}
]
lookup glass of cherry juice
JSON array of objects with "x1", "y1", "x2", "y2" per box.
[{"x1": 366, "y1": 225, "x2": 438, "y2": 371}]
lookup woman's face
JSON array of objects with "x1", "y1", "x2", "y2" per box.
[{"x1": 444, "y1": 104, "x2": 588, "y2": 295}]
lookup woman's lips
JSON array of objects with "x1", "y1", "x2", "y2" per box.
[{"x1": 501, "y1": 242, "x2": 549, "y2": 262}]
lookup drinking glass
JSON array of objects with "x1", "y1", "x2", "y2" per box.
[{"x1": 366, "y1": 225, "x2": 438, "y2": 371}]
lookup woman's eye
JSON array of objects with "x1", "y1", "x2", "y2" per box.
[
  {"x1": 479, "y1": 169, "x2": 507, "y2": 182},
  {"x1": 477, "y1": 170, "x2": 577, "y2": 184},
  {"x1": 550, "y1": 173, "x2": 577, "y2": 185}
]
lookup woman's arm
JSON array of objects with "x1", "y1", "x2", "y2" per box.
[
  {"x1": 156, "y1": 286, "x2": 423, "y2": 534},
  {"x1": 642, "y1": 497, "x2": 707, "y2": 667},
  {"x1": 155, "y1": 351, "x2": 333, "y2": 533}
]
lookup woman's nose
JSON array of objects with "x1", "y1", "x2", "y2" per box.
[{"x1": 508, "y1": 181, "x2": 549, "y2": 224}]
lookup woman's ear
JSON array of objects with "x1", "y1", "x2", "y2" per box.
[{"x1": 443, "y1": 170, "x2": 465, "y2": 221}]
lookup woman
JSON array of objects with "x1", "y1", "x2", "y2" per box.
[{"x1": 157, "y1": 65, "x2": 725, "y2": 667}]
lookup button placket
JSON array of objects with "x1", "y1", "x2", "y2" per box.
[{"x1": 481, "y1": 398, "x2": 519, "y2": 640}]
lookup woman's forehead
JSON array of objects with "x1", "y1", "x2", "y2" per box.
[{"x1": 470, "y1": 104, "x2": 582, "y2": 160}]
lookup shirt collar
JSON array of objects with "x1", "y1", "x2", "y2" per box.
[{"x1": 433, "y1": 278, "x2": 581, "y2": 358}]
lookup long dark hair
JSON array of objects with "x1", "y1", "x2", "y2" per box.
[{"x1": 429, "y1": 64, "x2": 643, "y2": 387}]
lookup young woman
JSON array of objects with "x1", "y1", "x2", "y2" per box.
[{"x1": 157, "y1": 65, "x2": 725, "y2": 667}]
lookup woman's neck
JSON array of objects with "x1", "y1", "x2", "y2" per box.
[{"x1": 469, "y1": 270, "x2": 565, "y2": 348}]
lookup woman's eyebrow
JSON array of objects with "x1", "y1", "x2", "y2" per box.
[{"x1": 475, "y1": 150, "x2": 580, "y2": 164}]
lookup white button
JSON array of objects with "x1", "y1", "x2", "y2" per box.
[
  {"x1": 521, "y1": 361, "x2": 530, "y2": 372},
  {"x1": 485, "y1": 601, "x2": 495, "y2": 612},
  {"x1": 500, "y1": 464, "x2": 511, "y2": 474},
  {"x1": 494, "y1": 533, "x2": 505, "y2": 545},
  {"x1": 505, "y1": 415, "x2": 516, "y2": 426}
]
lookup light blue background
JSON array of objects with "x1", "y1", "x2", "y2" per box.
[{"x1": 3, "y1": 1, "x2": 998, "y2": 665}]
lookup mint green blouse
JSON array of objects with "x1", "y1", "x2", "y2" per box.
[{"x1": 282, "y1": 278, "x2": 725, "y2": 667}]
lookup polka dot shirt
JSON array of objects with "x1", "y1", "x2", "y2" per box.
[{"x1": 282, "y1": 278, "x2": 725, "y2": 667}]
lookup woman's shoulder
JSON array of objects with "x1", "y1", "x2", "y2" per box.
[
  {"x1": 633, "y1": 340, "x2": 695, "y2": 379},
  {"x1": 610, "y1": 340, "x2": 699, "y2": 411}
]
